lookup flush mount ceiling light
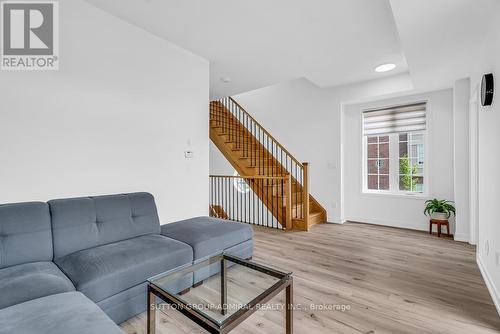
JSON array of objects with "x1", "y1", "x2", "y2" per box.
[
  {"x1": 375, "y1": 63, "x2": 396, "y2": 73},
  {"x1": 220, "y1": 77, "x2": 231, "y2": 83}
]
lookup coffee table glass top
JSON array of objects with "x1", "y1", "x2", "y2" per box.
[{"x1": 148, "y1": 253, "x2": 292, "y2": 326}]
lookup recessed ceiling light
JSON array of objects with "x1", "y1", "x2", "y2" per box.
[{"x1": 375, "y1": 63, "x2": 396, "y2": 73}]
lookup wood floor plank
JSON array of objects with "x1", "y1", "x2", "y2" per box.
[{"x1": 121, "y1": 222, "x2": 500, "y2": 334}]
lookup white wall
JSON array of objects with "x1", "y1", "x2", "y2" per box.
[
  {"x1": 342, "y1": 90, "x2": 455, "y2": 231},
  {"x1": 210, "y1": 142, "x2": 234, "y2": 175},
  {"x1": 209, "y1": 142, "x2": 277, "y2": 227},
  {"x1": 470, "y1": 4, "x2": 500, "y2": 314},
  {"x1": 234, "y1": 78, "x2": 336, "y2": 221},
  {"x1": 218, "y1": 73, "x2": 456, "y2": 234},
  {"x1": 0, "y1": 0, "x2": 210, "y2": 224},
  {"x1": 232, "y1": 74, "x2": 413, "y2": 223}
]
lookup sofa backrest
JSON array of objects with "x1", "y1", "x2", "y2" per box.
[
  {"x1": 49, "y1": 192, "x2": 161, "y2": 259},
  {"x1": 0, "y1": 202, "x2": 53, "y2": 269}
]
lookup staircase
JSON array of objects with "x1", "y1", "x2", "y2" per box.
[
  {"x1": 209, "y1": 204, "x2": 229, "y2": 219},
  {"x1": 209, "y1": 97, "x2": 326, "y2": 231}
]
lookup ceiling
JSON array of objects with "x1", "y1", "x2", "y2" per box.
[
  {"x1": 84, "y1": 0, "x2": 499, "y2": 98},
  {"x1": 84, "y1": 0, "x2": 407, "y2": 98},
  {"x1": 389, "y1": 0, "x2": 499, "y2": 92}
]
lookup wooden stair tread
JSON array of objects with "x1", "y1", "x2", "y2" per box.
[
  {"x1": 309, "y1": 211, "x2": 326, "y2": 225},
  {"x1": 275, "y1": 192, "x2": 303, "y2": 200},
  {"x1": 238, "y1": 156, "x2": 276, "y2": 160},
  {"x1": 231, "y1": 146, "x2": 262, "y2": 152}
]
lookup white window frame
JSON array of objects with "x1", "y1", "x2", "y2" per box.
[{"x1": 361, "y1": 101, "x2": 430, "y2": 198}]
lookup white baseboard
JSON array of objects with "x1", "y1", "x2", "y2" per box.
[
  {"x1": 344, "y1": 216, "x2": 427, "y2": 232},
  {"x1": 326, "y1": 215, "x2": 345, "y2": 224},
  {"x1": 326, "y1": 220, "x2": 345, "y2": 224},
  {"x1": 477, "y1": 253, "x2": 500, "y2": 316},
  {"x1": 454, "y1": 232, "x2": 470, "y2": 243}
]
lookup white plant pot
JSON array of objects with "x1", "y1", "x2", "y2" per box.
[{"x1": 431, "y1": 212, "x2": 448, "y2": 220}]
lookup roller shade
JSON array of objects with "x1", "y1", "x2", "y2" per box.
[{"x1": 363, "y1": 102, "x2": 426, "y2": 136}]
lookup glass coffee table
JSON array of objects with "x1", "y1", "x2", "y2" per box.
[{"x1": 147, "y1": 253, "x2": 293, "y2": 334}]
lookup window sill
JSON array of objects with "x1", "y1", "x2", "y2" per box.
[{"x1": 361, "y1": 191, "x2": 429, "y2": 200}]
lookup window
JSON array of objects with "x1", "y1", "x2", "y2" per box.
[
  {"x1": 363, "y1": 103, "x2": 427, "y2": 195},
  {"x1": 398, "y1": 133, "x2": 424, "y2": 192}
]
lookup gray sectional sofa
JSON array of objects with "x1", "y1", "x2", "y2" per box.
[{"x1": 0, "y1": 192, "x2": 253, "y2": 334}]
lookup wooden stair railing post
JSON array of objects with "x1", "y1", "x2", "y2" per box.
[
  {"x1": 285, "y1": 173, "x2": 292, "y2": 230},
  {"x1": 303, "y1": 162, "x2": 310, "y2": 231}
]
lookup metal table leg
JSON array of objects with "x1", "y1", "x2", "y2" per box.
[
  {"x1": 147, "y1": 285, "x2": 156, "y2": 334},
  {"x1": 286, "y1": 278, "x2": 293, "y2": 334}
]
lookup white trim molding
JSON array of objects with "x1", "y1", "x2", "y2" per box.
[
  {"x1": 477, "y1": 253, "x2": 500, "y2": 316},
  {"x1": 326, "y1": 221, "x2": 345, "y2": 225},
  {"x1": 468, "y1": 85, "x2": 479, "y2": 245},
  {"x1": 454, "y1": 232, "x2": 470, "y2": 243},
  {"x1": 327, "y1": 215, "x2": 346, "y2": 224},
  {"x1": 345, "y1": 216, "x2": 427, "y2": 232}
]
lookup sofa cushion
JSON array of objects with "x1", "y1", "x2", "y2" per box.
[
  {"x1": 0, "y1": 292, "x2": 124, "y2": 334},
  {"x1": 0, "y1": 202, "x2": 52, "y2": 269},
  {"x1": 55, "y1": 234, "x2": 193, "y2": 302},
  {"x1": 161, "y1": 216, "x2": 253, "y2": 259},
  {"x1": 49, "y1": 192, "x2": 161, "y2": 258},
  {"x1": 0, "y1": 261, "x2": 75, "y2": 309}
]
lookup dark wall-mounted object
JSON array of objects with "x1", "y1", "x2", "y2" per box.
[{"x1": 481, "y1": 73, "x2": 494, "y2": 106}]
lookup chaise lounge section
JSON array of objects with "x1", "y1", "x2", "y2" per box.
[
  {"x1": 0, "y1": 202, "x2": 75, "y2": 310},
  {"x1": 0, "y1": 292, "x2": 124, "y2": 334}
]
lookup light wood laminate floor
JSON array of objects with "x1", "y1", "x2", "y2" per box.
[{"x1": 121, "y1": 222, "x2": 500, "y2": 334}]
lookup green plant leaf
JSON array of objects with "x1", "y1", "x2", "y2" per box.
[{"x1": 423, "y1": 198, "x2": 455, "y2": 217}]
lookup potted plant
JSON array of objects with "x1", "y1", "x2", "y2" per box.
[{"x1": 424, "y1": 199, "x2": 456, "y2": 220}]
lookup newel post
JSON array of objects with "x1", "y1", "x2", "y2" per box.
[
  {"x1": 285, "y1": 173, "x2": 293, "y2": 230},
  {"x1": 303, "y1": 162, "x2": 310, "y2": 231}
]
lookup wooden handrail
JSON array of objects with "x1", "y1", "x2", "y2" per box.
[{"x1": 228, "y1": 97, "x2": 303, "y2": 168}]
